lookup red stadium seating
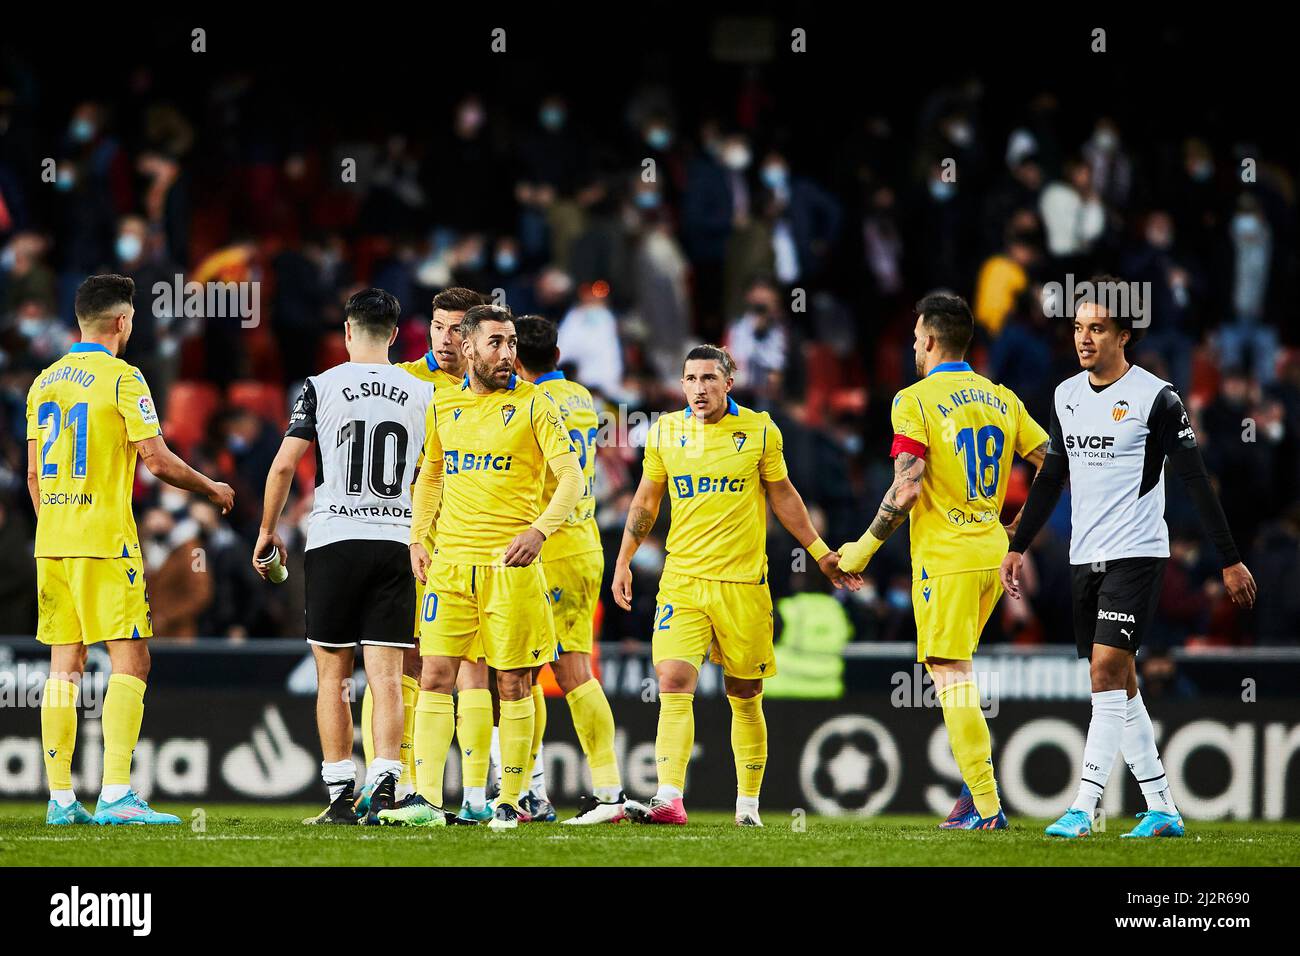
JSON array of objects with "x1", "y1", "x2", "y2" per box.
[
  {"x1": 227, "y1": 380, "x2": 288, "y2": 430},
  {"x1": 163, "y1": 381, "x2": 221, "y2": 453}
]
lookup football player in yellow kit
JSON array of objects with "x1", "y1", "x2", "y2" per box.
[
  {"x1": 28, "y1": 275, "x2": 234, "y2": 825},
  {"x1": 613, "y1": 345, "x2": 861, "y2": 826},
  {"x1": 510, "y1": 315, "x2": 624, "y2": 823},
  {"x1": 837, "y1": 293, "x2": 1048, "y2": 829},
  {"x1": 381, "y1": 304, "x2": 585, "y2": 830}
]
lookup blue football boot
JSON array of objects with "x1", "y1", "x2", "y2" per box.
[
  {"x1": 46, "y1": 800, "x2": 95, "y2": 825},
  {"x1": 93, "y1": 791, "x2": 181, "y2": 825},
  {"x1": 1121, "y1": 810, "x2": 1185, "y2": 838},
  {"x1": 1044, "y1": 808, "x2": 1092, "y2": 838}
]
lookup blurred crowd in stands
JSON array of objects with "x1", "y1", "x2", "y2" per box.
[{"x1": 0, "y1": 41, "x2": 1297, "y2": 659}]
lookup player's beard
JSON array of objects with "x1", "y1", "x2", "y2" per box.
[{"x1": 471, "y1": 352, "x2": 511, "y2": 390}]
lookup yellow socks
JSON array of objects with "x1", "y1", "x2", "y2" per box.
[
  {"x1": 654, "y1": 692, "x2": 695, "y2": 792},
  {"x1": 529, "y1": 684, "x2": 547, "y2": 772},
  {"x1": 938, "y1": 680, "x2": 999, "y2": 817},
  {"x1": 728, "y1": 693, "x2": 767, "y2": 799},
  {"x1": 566, "y1": 678, "x2": 620, "y2": 790},
  {"x1": 101, "y1": 674, "x2": 146, "y2": 789},
  {"x1": 414, "y1": 691, "x2": 455, "y2": 806},
  {"x1": 497, "y1": 695, "x2": 535, "y2": 809},
  {"x1": 455, "y1": 688, "x2": 493, "y2": 789},
  {"x1": 361, "y1": 682, "x2": 376, "y2": 769},
  {"x1": 400, "y1": 675, "x2": 419, "y2": 785},
  {"x1": 42, "y1": 678, "x2": 79, "y2": 794}
]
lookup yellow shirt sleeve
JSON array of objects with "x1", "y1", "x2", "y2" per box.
[
  {"x1": 25, "y1": 382, "x2": 37, "y2": 441},
  {"x1": 890, "y1": 390, "x2": 928, "y2": 452},
  {"x1": 116, "y1": 368, "x2": 163, "y2": 442},
  {"x1": 411, "y1": 403, "x2": 444, "y2": 544},
  {"x1": 759, "y1": 416, "x2": 789, "y2": 481},
  {"x1": 643, "y1": 418, "x2": 666, "y2": 481},
  {"x1": 1014, "y1": 396, "x2": 1050, "y2": 457}
]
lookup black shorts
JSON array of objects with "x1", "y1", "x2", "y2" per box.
[
  {"x1": 1069, "y1": 557, "x2": 1167, "y2": 659},
  {"x1": 304, "y1": 540, "x2": 416, "y2": 649}
]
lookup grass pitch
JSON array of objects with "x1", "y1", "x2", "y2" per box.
[{"x1": 2, "y1": 803, "x2": 1298, "y2": 867}]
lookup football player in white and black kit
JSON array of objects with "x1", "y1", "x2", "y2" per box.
[
  {"x1": 254, "y1": 288, "x2": 435, "y2": 825},
  {"x1": 1001, "y1": 284, "x2": 1256, "y2": 839}
]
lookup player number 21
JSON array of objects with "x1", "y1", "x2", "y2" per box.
[
  {"x1": 37, "y1": 401, "x2": 89, "y2": 479},
  {"x1": 953, "y1": 425, "x2": 1004, "y2": 499}
]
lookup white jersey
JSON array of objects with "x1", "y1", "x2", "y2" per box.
[
  {"x1": 287, "y1": 362, "x2": 435, "y2": 550},
  {"x1": 1050, "y1": 363, "x2": 1189, "y2": 565}
]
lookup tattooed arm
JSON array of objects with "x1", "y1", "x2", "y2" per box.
[
  {"x1": 611, "y1": 474, "x2": 667, "y2": 610},
  {"x1": 1003, "y1": 440, "x2": 1049, "y2": 540},
  {"x1": 837, "y1": 451, "x2": 926, "y2": 573}
]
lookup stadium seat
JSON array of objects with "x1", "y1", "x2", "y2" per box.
[
  {"x1": 228, "y1": 380, "x2": 289, "y2": 429},
  {"x1": 317, "y1": 332, "x2": 349, "y2": 372},
  {"x1": 163, "y1": 381, "x2": 222, "y2": 452}
]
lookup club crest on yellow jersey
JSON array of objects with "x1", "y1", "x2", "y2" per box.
[{"x1": 502, "y1": 404, "x2": 516, "y2": 427}]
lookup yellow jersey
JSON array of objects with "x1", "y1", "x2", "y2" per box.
[
  {"x1": 643, "y1": 398, "x2": 787, "y2": 584},
  {"x1": 535, "y1": 371, "x2": 601, "y2": 561},
  {"x1": 25, "y1": 343, "x2": 162, "y2": 558},
  {"x1": 421, "y1": 374, "x2": 575, "y2": 564},
  {"x1": 396, "y1": 350, "x2": 461, "y2": 391},
  {"x1": 890, "y1": 361, "x2": 1048, "y2": 579}
]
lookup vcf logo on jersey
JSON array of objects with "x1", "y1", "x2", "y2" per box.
[
  {"x1": 1112, "y1": 400, "x2": 1129, "y2": 421},
  {"x1": 671, "y1": 474, "x2": 747, "y2": 498},
  {"x1": 444, "y1": 450, "x2": 513, "y2": 474}
]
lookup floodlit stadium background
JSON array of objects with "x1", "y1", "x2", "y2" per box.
[{"x1": 0, "y1": 14, "x2": 1296, "y2": 815}]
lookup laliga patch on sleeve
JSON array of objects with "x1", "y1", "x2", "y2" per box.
[{"x1": 138, "y1": 395, "x2": 159, "y2": 425}]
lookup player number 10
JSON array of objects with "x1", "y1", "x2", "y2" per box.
[{"x1": 954, "y1": 425, "x2": 1003, "y2": 500}]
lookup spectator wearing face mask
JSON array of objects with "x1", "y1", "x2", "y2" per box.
[
  {"x1": 114, "y1": 214, "x2": 183, "y2": 417},
  {"x1": 1217, "y1": 195, "x2": 1277, "y2": 384},
  {"x1": 1082, "y1": 117, "x2": 1132, "y2": 212},
  {"x1": 755, "y1": 150, "x2": 842, "y2": 287},
  {"x1": 139, "y1": 504, "x2": 213, "y2": 640},
  {"x1": 724, "y1": 276, "x2": 789, "y2": 401}
]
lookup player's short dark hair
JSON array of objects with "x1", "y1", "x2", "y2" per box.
[
  {"x1": 432, "y1": 287, "x2": 486, "y2": 315},
  {"x1": 514, "y1": 314, "x2": 558, "y2": 373},
  {"x1": 1080, "y1": 273, "x2": 1145, "y2": 347},
  {"x1": 683, "y1": 344, "x2": 736, "y2": 378},
  {"x1": 460, "y1": 303, "x2": 514, "y2": 338},
  {"x1": 915, "y1": 291, "x2": 974, "y2": 356},
  {"x1": 344, "y1": 287, "x2": 401, "y2": 337},
  {"x1": 74, "y1": 274, "x2": 135, "y2": 327}
]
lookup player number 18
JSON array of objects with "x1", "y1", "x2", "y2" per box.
[{"x1": 954, "y1": 424, "x2": 1004, "y2": 500}]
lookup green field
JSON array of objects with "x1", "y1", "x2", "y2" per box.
[{"x1": 2, "y1": 803, "x2": 1299, "y2": 866}]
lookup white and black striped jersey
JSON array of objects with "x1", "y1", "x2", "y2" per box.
[
  {"x1": 1048, "y1": 363, "x2": 1197, "y2": 565},
  {"x1": 287, "y1": 363, "x2": 435, "y2": 550}
]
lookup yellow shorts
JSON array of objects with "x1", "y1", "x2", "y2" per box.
[
  {"x1": 543, "y1": 550, "x2": 604, "y2": 656},
  {"x1": 414, "y1": 577, "x2": 483, "y2": 661},
  {"x1": 652, "y1": 570, "x2": 775, "y2": 679},
  {"x1": 37, "y1": 556, "x2": 153, "y2": 646},
  {"x1": 913, "y1": 568, "x2": 1003, "y2": 662},
  {"x1": 419, "y1": 559, "x2": 556, "y2": 670}
]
